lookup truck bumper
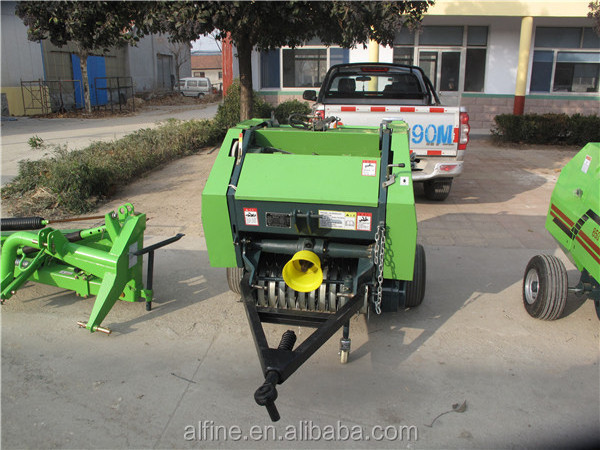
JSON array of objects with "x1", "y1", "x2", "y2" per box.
[{"x1": 411, "y1": 158, "x2": 464, "y2": 182}]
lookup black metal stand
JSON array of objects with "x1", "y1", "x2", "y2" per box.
[
  {"x1": 134, "y1": 233, "x2": 184, "y2": 311},
  {"x1": 240, "y1": 275, "x2": 363, "y2": 421}
]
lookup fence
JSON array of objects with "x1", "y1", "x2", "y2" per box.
[
  {"x1": 20, "y1": 77, "x2": 136, "y2": 115},
  {"x1": 93, "y1": 76, "x2": 135, "y2": 112},
  {"x1": 20, "y1": 80, "x2": 51, "y2": 115}
]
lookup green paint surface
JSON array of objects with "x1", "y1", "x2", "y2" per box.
[
  {"x1": 201, "y1": 128, "x2": 242, "y2": 267},
  {"x1": 253, "y1": 126, "x2": 381, "y2": 158},
  {"x1": 546, "y1": 142, "x2": 600, "y2": 282},
  {"x1": 235, "y1": 153, "x2": 380, "y2": 207},
  {"x1": 383, "y1": 125, "x2": 417, "y2": 281}
]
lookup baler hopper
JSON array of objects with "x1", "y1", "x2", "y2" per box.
[
  {"x1": 523, "y1": 143, "x2": 600, "y2": 320},
  {"x1": 202, "y1": 116, "x2": 426, "y2": 421}
]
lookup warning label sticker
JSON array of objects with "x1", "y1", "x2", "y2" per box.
[
  {"x1": 319, "y1": 210, "x2": 357, "y2": 230},
  {"x1": 357, "y1": 212, "x2": 372, "y2": 231},
  {"x1": 243, "y1": 208, "x2": 259, "y2": 226},
  {"x1": 362, "y1": 160, "x2": 377, "y2": 177},
  {"x1": 582, "y1": 155, "x2": 592, "y2": 174}
]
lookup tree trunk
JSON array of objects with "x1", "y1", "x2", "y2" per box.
[
  {"x1": 175, "y1": 58, "x2": 181, "y2": 93},
  {"x1": 236, "y1": 39, "x2": 253, "y2": 121},
  {"x1": 79, "y1": 52, "x2": 92, "y2": 114}
]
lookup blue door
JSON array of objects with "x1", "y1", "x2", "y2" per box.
[{"x1": 72, "y1": 55, "x2": 107, "y2": 107}]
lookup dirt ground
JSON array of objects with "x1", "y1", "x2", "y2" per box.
[{"x1": 1, "y1": 137, "x2": 599, "y2": 449}]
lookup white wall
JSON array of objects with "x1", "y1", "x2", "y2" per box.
[
  {"x1": 349, "y1": 44, "x2": 370, "y2": 63},
  {"x1": 128, "y1": 34, "x2": 192, "y2": 93},
  {"x1": 1, "y1": 1, "x2": 45, "y2": 86},
  {"x1": 486, "y1": 17, "x2": 522, "y2": 95},
  {"x1": 128, "y1": 37, "x2": 157, "y2": 92}
]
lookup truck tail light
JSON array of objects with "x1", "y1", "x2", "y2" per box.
[
  {"x1": 439, "y1": 164, "x2": 458, "y2": 172},
  {"x1": 458, "y1": 112, "x2": 470, "y2": 150}
]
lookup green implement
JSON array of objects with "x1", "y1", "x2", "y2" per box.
[
  {"x1": 1, "y1": 203, "x2": 183, "y2": 333},
  {"x1": 523, "y1": 143, "x2": 600, "y2": 320},
  {"x1": 202, "y1": 116, "x2": 425, "y2": 421}
]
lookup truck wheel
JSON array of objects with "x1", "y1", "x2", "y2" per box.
[
  {"x1": 197, "y1": 93, "x2": 205, "y2": 99},
  {"x1": 405, "y1": 244, "x2": 426, "y2": 307},
  {"x1": 522, "y1": 255, "x2": 567, "y2": 320},
  {"x1": 424, "y1": 179, "x2": 452, "y2": 201},
  {"x1": 226, "y1": 267, "x2": 244, "y2": 295}
]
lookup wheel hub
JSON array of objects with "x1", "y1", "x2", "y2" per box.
[{"x1": 524, "y1": 269, "x2": 539, "y2": 304}]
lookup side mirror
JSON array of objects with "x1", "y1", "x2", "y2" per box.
[{"x1": 302, "y1": 90, "x2": 317, "y2": 101}]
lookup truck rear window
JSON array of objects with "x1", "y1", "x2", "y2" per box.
[{"x1": 324, "y1": 72, "x2": 425, "y2": 100}]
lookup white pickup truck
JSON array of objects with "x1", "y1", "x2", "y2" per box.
[{"x1": 303, "y1": 63, "x2": 470, "y2": 201}]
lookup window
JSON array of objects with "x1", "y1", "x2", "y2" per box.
[
  {"x1": 283, "y1": 49, "x2": 327, "y2": 88},
  {"x1": 259, "y1": 46, "x2": 349, "y2": 89},
  {"x1": 218, "y1": 71, "x2": 223, "y2": 79},
  {"x1": 199, "y1": 80, "x2": 208, "y2": 87},
  {"x1": 323, "y1": 69, "x2": 425, "y2": 101},
  {"x1": 420, "y1": 26, "x2": 464, "y2": 46},
  {"x1": 554, "y1": 52, "x2": 600, "y2": 92},
  {"x1": 393, "y1": 48, "x2": 414, "y2": 65},
  {"x1": 261, "y1": 50, "x2": 280, "y2": 88},
  {"x1": 530, "y1": 27, "x2": 600, "y2": 93},
  {"x1": 187, "y1": 80, "x2": 198, "y2": 87},
  {"x1": 464, "y1": 49, "x2": 486, "y2": 92},
  {"x1": 393, "y1": 26, "x2": 488, "y2": 93}
]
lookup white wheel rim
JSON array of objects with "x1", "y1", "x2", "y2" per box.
[{"x1": 524, "y1": 268, "x2": 540, "y2": 305}]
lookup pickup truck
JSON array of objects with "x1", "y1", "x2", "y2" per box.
[{"x1": 303, "y1": 63, "x2": 470, "y2": 201}]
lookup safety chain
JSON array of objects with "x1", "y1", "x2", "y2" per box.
[{"x1": 373, "y1": 223, "x2": 386, "y2": 314}]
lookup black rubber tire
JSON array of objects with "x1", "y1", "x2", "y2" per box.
[
  {"x1": 405, "y1": 244, "x2": 426, "y2": 307},
  {"x1": 424, "y1": 179, "x2": 452, "y2": 201},
  {"x1": 594, "y1": 301, "x2": 600, "y2": 320},
  {"x1": 226, "y1": 267, "x2": 244, "y2": 295},
  {"x1": 522, "y1": 255, "x2": 568, "y2": 320},
  {"x1": 197, "y1": 93, "x2": 205, "y2": 99}
]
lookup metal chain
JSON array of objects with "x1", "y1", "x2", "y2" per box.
[{"x1": 373, "y1": 223, "x2": 386, "y2": 314}]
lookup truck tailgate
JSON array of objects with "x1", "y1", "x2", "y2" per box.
[{"x1": 324, "y1": 105, "x2": 460, "y2": 157}]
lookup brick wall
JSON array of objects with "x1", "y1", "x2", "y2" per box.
[
  {"x1": 260, "y1": 93, "x2": 304, "y2": 106},
  {"x1": 461, "y1": 95, "x2": 600, "y2": 132}
]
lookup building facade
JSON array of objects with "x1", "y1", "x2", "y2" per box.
[
  {"x1": 191, "y1": 52, "x2": 223, "y2": 88},
  {"x1": 244, "y1": 1, "x2": 599, "y2": 131},
  {"x1": 0, "y1": 1, "x2": 191, "y2": 116}
]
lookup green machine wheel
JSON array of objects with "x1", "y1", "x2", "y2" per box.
[
  {"x1": 405, "y1": 244, "x2": 426, "y2": 307},
  {"x1": 226, "y1": 267, "x2": 244, "y2": 295},
  {"x1": 523, "y1": 254, "x2": 568, "y2": 320}
]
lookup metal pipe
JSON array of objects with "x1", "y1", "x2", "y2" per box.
[
  {"x1": 252, "y1": 239, "x2": 372, "y2": 259},
  {"x1": 1, "y1": 231, "x2": 41, "y2": 291}
]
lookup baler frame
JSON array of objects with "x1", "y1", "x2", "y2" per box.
[{"x1": 202, "y1": 118, "x2": 425, "y2": 421}]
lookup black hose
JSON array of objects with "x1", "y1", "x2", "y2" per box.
[{"x1": 1, "y1": 217, "x2": 46, "y2": 231}]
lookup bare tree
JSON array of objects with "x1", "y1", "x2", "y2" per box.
[{"x1": 168, "y1": 41, "x2": 191, "y2": 91}]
